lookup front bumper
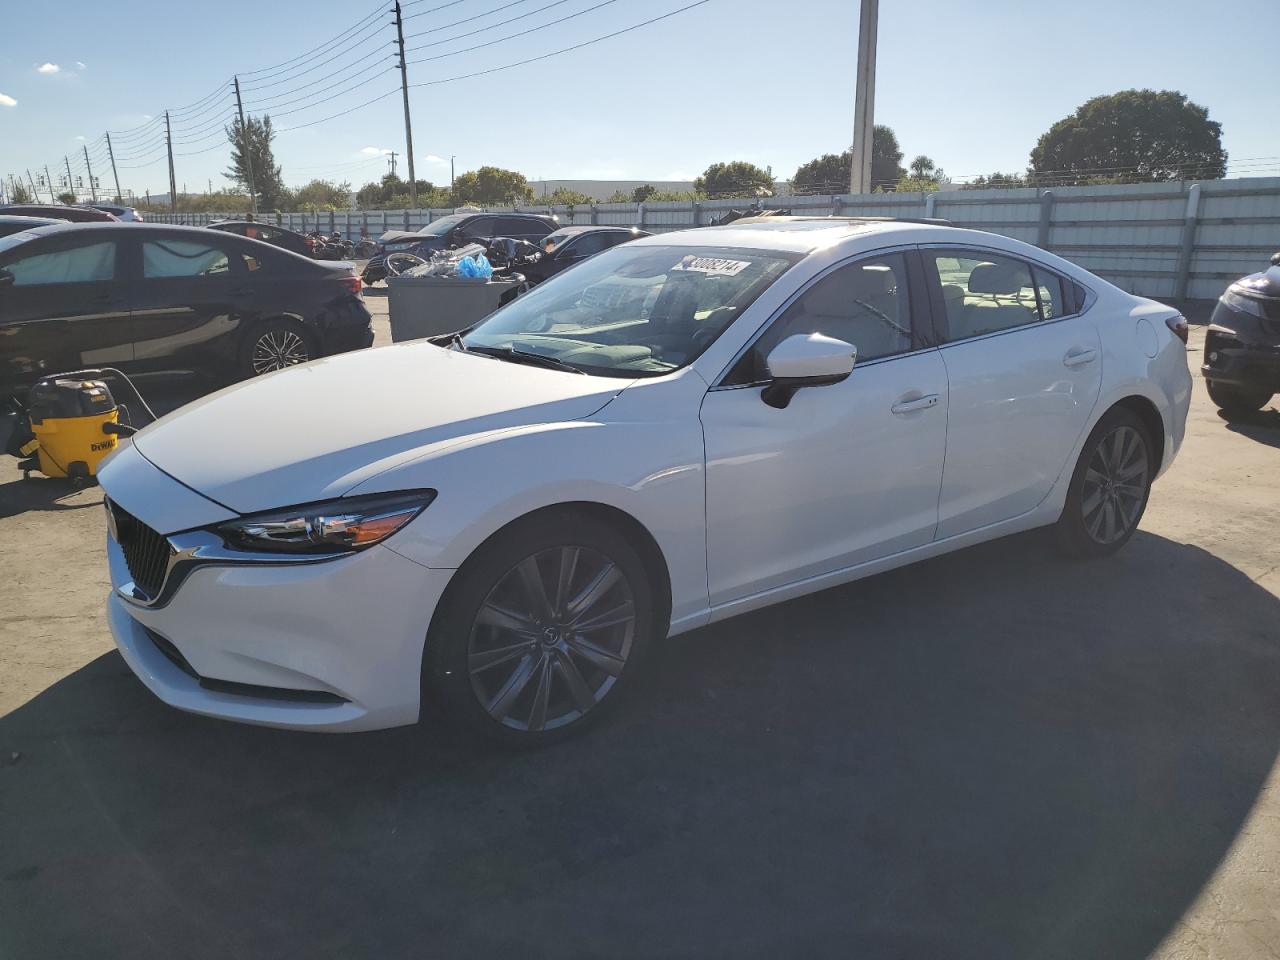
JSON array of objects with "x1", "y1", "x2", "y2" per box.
[
  {"x1": 1202, "y1": 326, "x2": 1280, "y2": 391},
  {"x1": 106, "y1": 531, "x2": 454, "y2": 732}
]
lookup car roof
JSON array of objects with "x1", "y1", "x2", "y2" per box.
[
  {"x1": 13, "y1": 221, "x2": 298, "y2": 246},
  {"x1": 0, "y1": 215, "x2": 63, "y2": 225},
  {"x1": 550, "y1": 225, "x2": 645, "y2": 236}
]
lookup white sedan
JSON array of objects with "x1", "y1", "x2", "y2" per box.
[{"x1": 99, "y1": 218, "x2": 1192, "y2": 743}]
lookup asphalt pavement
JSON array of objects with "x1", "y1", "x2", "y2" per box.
[{"x1": 1, "y1": 316, "x2": 1278, "y2": 960}]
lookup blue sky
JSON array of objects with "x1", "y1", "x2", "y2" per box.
[{"x1": 0, "y1": 0, "x2": 1274, "y2": 199}]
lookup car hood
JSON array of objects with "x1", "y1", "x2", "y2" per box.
[{"x1": 132, "y1": 341, "x2": 627, "y2": 515}]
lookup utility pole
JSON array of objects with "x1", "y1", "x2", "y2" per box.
[
  {"x1": 848, "y1": 0, "x2": 878, "y2": 195},
  {"x1": 450, "y1": 155, "x2": 455, "y2": 194},
  {"x1": 393, "y1": 1, "x2": 418, "y2": 209},
  {"x1": 164, "y1": 110, "x2": 178, "y2": 212},
  {"x1": 105, "y1": 132, "x2": 123, "y2": 203},
  {"x1": 388, "y1": 150, "x2": 397, "y2": 178},
  {"x1": 64, "y1": 155, "x2": 75, "y2": 201},
  {"x1": 83, "y1": 144, "x2": 98, "y2": 202},
  {"x1": 26, "y1": 170, "x2": 39, "y2": 201},
  {"x1": 43, "y1": 165, "x2": 56, "y2": 202},
  {"x1": 232, "y1": 77, "x2": 258, "y2": 215}
]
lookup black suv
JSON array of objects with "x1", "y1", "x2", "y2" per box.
[
  {"x1": 362, "y1": 211, "x2": 559, "y2": 285},
  {"x1": 0, "y1": 222, "x2": 373, "y2": 394},
  {"x1": 1203, "y1": 251, "x2": 1280, "y2": 415}
]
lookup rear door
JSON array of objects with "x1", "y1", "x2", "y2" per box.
[
  {"x1": 128, "y1": 235, "x2": 247, "y2": 375},
  {"x1": 0, "y1": 234, "x2": 131, "y2": 389},
  {"x1": 924, "y1": 247, "x2": 1102, "y2": 538}
]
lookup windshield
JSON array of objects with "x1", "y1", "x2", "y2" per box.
[
  {"x1": 417, "y1": 215, "x2": 467, "y2": 237},
  {"x1": 462, "y1": 244, "x2": 797, "y2": 377}
]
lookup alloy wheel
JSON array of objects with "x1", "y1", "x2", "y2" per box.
[
  {"x1": 1081, "y1": 424, "x2": 1149, "y2": 545},
  {"x1": 251, "y1": 329, "x2": 310, "y2": 374},
  {"x1": 467, "y1": 545, "x2": 636, "y2": 732}
]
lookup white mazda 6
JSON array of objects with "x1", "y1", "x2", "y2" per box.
[{"x1": 99, "y1": 217, "x2": 1192, "y2": 743}]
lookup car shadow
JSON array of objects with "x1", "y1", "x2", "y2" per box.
[
  {"x1": 1219, "y1": 406, "x2": 1280, "y2": 447},
  {"x1": 2, "y1": 531, "x2": 1278, "y2": 960},
  {"x1": 0, "y1": 474, "x2": 102, "y2": 519}
]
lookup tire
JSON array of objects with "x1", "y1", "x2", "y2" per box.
[
  {"x1": 1055, "y1": 407, "x2": 1155, "y2": 558},
  {"x1": 1205, "y1": 380, "x2": 1271, "y2": 416},
  {"x1": 238, "y1": 318, "x2": 316, "y2": 379},
  {"x1": 423, "y1": 510, "x2": 657, "y2": 747}
]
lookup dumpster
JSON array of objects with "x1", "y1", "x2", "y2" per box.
[{"x1": 386, "y1": 275, "x2": 523, "y2": 342}]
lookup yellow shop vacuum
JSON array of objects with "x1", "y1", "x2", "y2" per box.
[{"x1": 3, "y1": 368, "x2": 150, "y2": 486}]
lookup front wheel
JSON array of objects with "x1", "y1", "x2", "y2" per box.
[
  {"x1": 1205, "y1": 380, "x2": 1271, "y2": 416},
  {"x1": 1056, "y1": 407, "x2": 1154, "y2": 558},
  {"x1": 239, "y1": 319, "x2": 316, "y2": 378},
  {"x1": 424, "y1": 511, "x2": 656, "y2": 746}
]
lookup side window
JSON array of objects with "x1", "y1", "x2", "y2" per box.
[
  {"x1": 568, "y1": 233, "x2": 611, "y2": 257},
  {"x1": 730, "y1": 253, "x2": 912, "y2": 384},
  {"x1": 143, "y1": 240, "x2": 231, "y2": 278},
  {"x1": 4, "y1": 241, "x2": 116, "y2": 286},
  {"x1": 1033, "y1": 268, "x2": 1066, "y2": 320},
  {"x1": 495, "y1": 216, "x2": 534, "y2": 237},
  {"x1": 460, "y1": 217, "x2": 495, "y2": 239},
  {"x1": 930, "y1": 252, "x2": 1039, "y2": 341}
]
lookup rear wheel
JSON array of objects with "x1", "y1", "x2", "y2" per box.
[
  {"x1": 424, "y1": 511, "x2": 656, "y2": 746},
  {"x1": 1205, "y1": 380, "x2": 1271, "y2": 416},
  {"x1": 239, "y1": 318, "x2": 316, "y2": 378},
  {"x1": 1056, "y1": 407, "x2": 1154, "y2": 558}
]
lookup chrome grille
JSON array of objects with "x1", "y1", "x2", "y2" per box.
[{"x1": 108, "y1": 500, "x2": 174, "y2": 600}]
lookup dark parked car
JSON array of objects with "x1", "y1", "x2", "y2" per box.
[
  {"x1": 521, "y1": 225, "x2": 649, "y2": 284},
  {"x1": 0, "y1": 215, "x2": 62, "y2": 238},
  {"x1": 362, "y1": 211, "x2": 559, "y2": 285},
  {"x1": 0, "y1": 223, "x2": 373, "y2": 395},
  {"x1": 0, "y1": 203, "x2": 118, "y2": 222},
  {"x1": 1202, "y1": 251, "x2": 1280, "y2": 415},
  {"x1": 208, "y1": 220, "x2": 315, "y2": 258}
]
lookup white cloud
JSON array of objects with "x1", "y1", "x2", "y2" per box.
[
  {"x1": 75, "y1": 61, "x2": 86, "y2": 70},
  {"x1": 0, "y1": 92, "x2": 15, "y2": 107},
  {"x1": 74, "y1": 135, "x2": 85, "y2": 141},
  {"x1": 36, "y1": 62, "x2": 60, "y2": 74},
  {"x1": 423, "y1": 154, "x2": 446, "y2": 164},
  {"x1": 360, "y1": 146, "x2": 392, "y2": 156}
]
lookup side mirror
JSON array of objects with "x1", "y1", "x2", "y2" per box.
[
  {"x1": 761, "y1": 333, "x2": 856, "y2": 409},
  {"x1": 0, "y1": 270, "x2": 14, "y2": 289}
]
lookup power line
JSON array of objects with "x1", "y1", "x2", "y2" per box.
[
  {"x1": 407, "y1": 0, "x2": 617, "y2": 61},
  {"x1": 238, "y1": 1, "x2": 390, "y2": 79},
  {"x1": 403, "y1": 0, "x2": 536, "y2": 38},
  {"x1": 275, "y1": 87, "x2": 402, "y2": 133},
  {"x1": 243, "y1": 53, "x2": 397, "y2": 112},
  {"x1": 240, "y1": 16, "x2": 392, "y2": 93}
]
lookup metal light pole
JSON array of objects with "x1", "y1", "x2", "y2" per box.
[
  {"x1": 848, "y1": 0, "x2": 878, "y2": 195},
  {"x1": 393, "y1": 1, "x2": 418, "y2": 209},
  {"x1": 450, "y1": 155, "x2": 455, "y2": 194}
]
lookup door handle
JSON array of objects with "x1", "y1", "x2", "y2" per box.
[
  {"x1": 891, "y1": 393, "x2": 940, "y2": 415},
  {"x1": 1063, "y1": 348, "x2": 1097, "y2": 368}
]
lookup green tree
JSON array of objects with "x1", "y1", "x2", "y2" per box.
[
  {"x1": 452, "y1": 166, "x2": 532, "y2": 205},
  {"x1": 355, "y1": 174, "x2": 450, "y2": 209},
  {"x1": 694, "y1": 161, "x2": 774, "y2": 199},
  {"x1": 791, "y1": 125, "x2": 906, "y2": 194},
  {"x1": 224, "y1": 114, "x2": 286, "y2": 210},
  {"x1": 893, "y1": 175, "x2": 942, "y2": 193},
  {"x1": 1030, "y1": 89, "x2": 1226, "y2": 184},
  {"x1": 546, "y1": 187, "x2": 594, "y2": 206},
  {"x1": 56, "y1": 191, "x2": 77, "y2": 204},
  {"x1": 603, "y1": 190, "x2": 632, "y2": 204},
  {"x1": 909, "y1": 155, "x2": 939, "y2": 180},
  {"x1": 9, "y1": 181, "x2": 32, "y2": 203},
  {"x1": 289, "y1": 179, "x2": 352, "y2": 212},
  {"x1": 961, "y1": 171, "x2": 1027, "y2": 190},
  {"x1": 632, "y1": 184, "x2": 656, "y2": 203}
]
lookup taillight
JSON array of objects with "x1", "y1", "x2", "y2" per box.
[
  {"x1": 1166, "y1": 316, "x2": 1189, "y2": 344},
  {"x1": 341, "y1": 275, "x2": 362, "y2": 297}
]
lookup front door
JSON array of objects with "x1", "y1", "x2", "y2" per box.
[
  {"x1": 0, "y1": 235, "x2": 131, "y2": 391},
  {"x1": 923, "y1": 248, "x2": 1103, "y2": 538},
  {"x1": 700, "y1": 251, "x2": 949, "y2": 606}
]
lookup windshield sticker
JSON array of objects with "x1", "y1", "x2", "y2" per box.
[{"x1": 673, "y1": 255, "x2": 749, "y2": 277}]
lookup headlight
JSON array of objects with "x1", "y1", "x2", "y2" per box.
[
  {"x1": 217, "y1": 490, "x2": 435, "y2": 555},
  {"x1": 1221, "y1": 287, "x2": 1267, "y2": 319}
]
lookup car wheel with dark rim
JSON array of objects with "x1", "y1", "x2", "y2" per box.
[
  {"x1": 424, "y1": 510, "x2": 656, "y2": 745},
  {"x1": 1056, "y1": 407, "x2": 1154, "y2": 557},
  {"x1": 240, "y1": 319, "x2": 315, "y2": 378},
  {"x1": 1205, "y1": 380, "x2": 1272, "y2": 417}
]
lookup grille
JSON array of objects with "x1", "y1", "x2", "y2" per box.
[{"x1": 109, "y1": 501, "x2": 174, "y2": 600}]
